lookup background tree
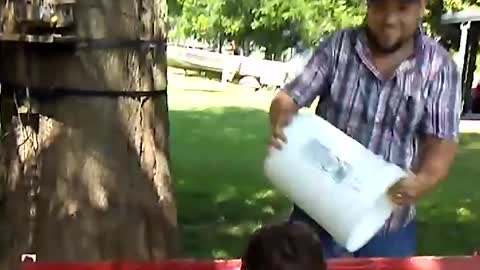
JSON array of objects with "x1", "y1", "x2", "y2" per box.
[
  {"x1": 170, "y1": 0, "x2": 480, "y2": 59},
  {"x1": 169, "y1": 0, "x2": 365, "y2": 58}
]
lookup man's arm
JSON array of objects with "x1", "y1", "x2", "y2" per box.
[
  {"x1": 414, "y1": 136, "x2": 458, "y2": 191},
  {"x1": 269, "y1": 33, "x2": 340, "y2": 148},
  {"x1": 414, "y1": 60, "x2": 461, "y2": 191},
  {"x1": 280, "y1": 33, "x2": 338, "y2": 108}
]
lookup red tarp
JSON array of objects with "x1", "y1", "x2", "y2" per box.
[{"x1": 21, "y1": 256, "x2": 480, "y2": 270}]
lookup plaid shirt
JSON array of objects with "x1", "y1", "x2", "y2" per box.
[{"x1": 285, "y1": 27, "x2": 461, "y2": 231}]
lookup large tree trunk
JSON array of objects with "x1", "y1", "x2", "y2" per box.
[{"x1": 0, "y1": 0, "x2": 177, "y2": 268}]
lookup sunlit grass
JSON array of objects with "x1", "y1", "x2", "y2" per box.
[{"x1": 169, "y1": 75, "x2": 480, "y2": 258}]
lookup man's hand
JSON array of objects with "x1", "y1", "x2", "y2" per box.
[
  {"x1": 269, "y1": 111, "x2": 293, "y2": 150},
  {"x1": 388, "y1": 172, "x2": 432, "y2": 206},
  {"x1": 389, "y1": 135, "x2": 458, "y2": 206},
  {"x1": 268, "y1": 91, "x2": 299, "y2": 150}
]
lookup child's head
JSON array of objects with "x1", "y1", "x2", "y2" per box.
[{"x1": 241, "y1": 222, "x2": 326, "y2": 270}]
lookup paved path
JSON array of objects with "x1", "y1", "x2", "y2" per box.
[
  {"x1": 460, "y1": 120, "x2": 480, "y2": 133},
  {"x1": 169, "y1": 74, "x2": 480, "y2": 134},
  {"x1": 460, "y1": 113, "x2": 480, "y2": 133}
]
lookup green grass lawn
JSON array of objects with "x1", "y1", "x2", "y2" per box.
[{"x1": 168, "y1": 76, "x2": 480, "y2": 259}]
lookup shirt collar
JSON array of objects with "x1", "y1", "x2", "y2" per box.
[{"x1": 355, "y1": 25, "x2": 425, "y2": 78}]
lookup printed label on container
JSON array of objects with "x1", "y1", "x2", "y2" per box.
[{"x1": 302, "y1": 139, "x2": 354, "y2": 185}]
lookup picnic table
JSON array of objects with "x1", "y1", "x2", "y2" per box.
[{"x1": 21, "y1": 255, "x2": 480, "y2": 270}]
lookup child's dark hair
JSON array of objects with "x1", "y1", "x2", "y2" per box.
[{"x1": 241, "y1": 222, "x2": 326, "y2": 270}]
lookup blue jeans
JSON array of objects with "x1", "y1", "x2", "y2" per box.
[{"x1": 289, "y1": 205, "x2": 416, "y2": 258}]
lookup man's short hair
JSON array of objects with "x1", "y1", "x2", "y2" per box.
[{"x1": 241, "y1": 222, "x2": 326, "y2": 270}]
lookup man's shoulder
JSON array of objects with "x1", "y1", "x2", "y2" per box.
[
  {"x1": 420, "y1": 35, "x2": 457, "y2": 79},
  {"x1": 314, "y1": 27, "x2": 359, "y2": 55},
  {"x1": 321, "y1": 27, "x2": 359, "y2": 44}
]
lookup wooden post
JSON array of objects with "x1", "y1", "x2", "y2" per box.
[{"x1": 0, "y1": 0, "x2": 177, "y2": 268}]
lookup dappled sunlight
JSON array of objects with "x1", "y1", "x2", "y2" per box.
[
  {"x1": 215, "y1": 186, "x2": 238, "y2": 203},
  {"x1": 253, "y1": 189, "x2": 277, "y2": 200},
  {"x1": 212, "y1": 249, "x2": 230, "y2": 259},
  {"x1": 261, "y1": 205, "x2": 275, "y2": 215},
  {"x1": 461, "y1": 198, "x2": 473, "y2": 204},
  {"x1": 456, "y1": 207, "x2": 477, "y2": 223},
  {"x1": 81, "y1": 155, "x2": 111, "y2": 210},
  {"x1": 7, "y1": 118, "x2": 39, "y2": 190},
  {"x1": 38, "y1": 117, "x2": 62, "y2": 153},
  {"x1": 222, "y1": 222, "x2": 261, "y2": 237},
  {"x1": 169, "y1": 84, "x2": 480, "y2": 258},
  {"x1": 418, "y1": 180, "x2": 480, "y2": 255}
]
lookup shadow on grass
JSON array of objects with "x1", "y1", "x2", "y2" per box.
[
  {"x1": 170, "y1": 107, "x2": 480, "y2": 258},
  {"x1": 170, "y1": 107, "x2": 290, "y2": 259}
]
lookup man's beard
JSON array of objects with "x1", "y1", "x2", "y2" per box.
[{"x1": 365, "y1": 27, "x2": 404, "y2": 54}]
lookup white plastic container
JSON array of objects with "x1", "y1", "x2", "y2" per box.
[{"x1": 264, "y1": 112, "x2": 407, "y2": 252}]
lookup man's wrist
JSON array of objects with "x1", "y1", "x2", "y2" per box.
[{"x1": 415, "y1": 171, "x2": 439, "y2": 193}]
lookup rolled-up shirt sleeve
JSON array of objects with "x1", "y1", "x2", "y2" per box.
[
  {"x1": 284, "y1": 34, "x2": 337, "y2": 108},
  {"x1": 419, "y1": 60, "x2": 461, "y2": 141}
]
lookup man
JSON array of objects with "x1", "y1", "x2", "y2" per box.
[{"x1": 268, "y1": 0, "x2": 461, "y2": 258}]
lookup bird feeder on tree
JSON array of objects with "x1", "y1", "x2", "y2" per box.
[
  {"x1": 14, "y1": 0, "x2": 75, "y2": 28},
  {"x1": 0, "y1": 0, "x2": 76, "y2": 42}
]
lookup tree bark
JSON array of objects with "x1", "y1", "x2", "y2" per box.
[{"x1": 0, "y1": 0, "x2": 177, "y2": 268}]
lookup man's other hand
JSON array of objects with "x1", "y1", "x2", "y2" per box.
[{"x1": 388, "y1": 172, "x2": 432, "y2": 206}]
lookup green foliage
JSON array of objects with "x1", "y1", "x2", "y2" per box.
[
  {"x1": 169, "y1": 0, "x2": 480, "y2": 57},
  {"x1": 169, "y1": 0, "x2": 257, "y2": 43},
  {"x1": 169, "y1": 0, "x2": 365, "y2": 57},
  {"x1": 250, "y1": 0, "x2": 364, "y2": 57}
]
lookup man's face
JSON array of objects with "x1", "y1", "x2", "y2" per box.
[{"x1": 366, "y1": 0, "x2": 426, "y2": 53}]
